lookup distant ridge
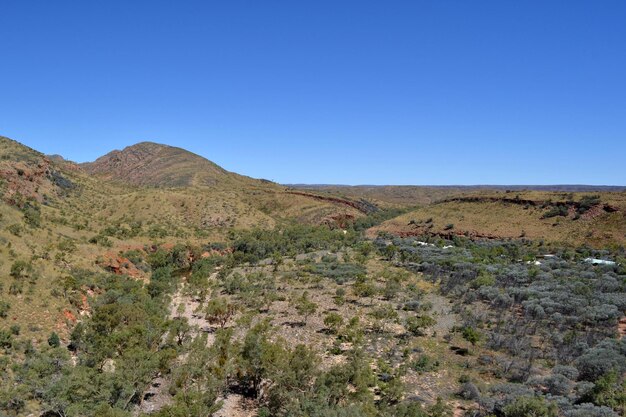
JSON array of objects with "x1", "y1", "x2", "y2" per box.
[{"x1": 288, "y1": 184, "x2": 626, "y2": 192}]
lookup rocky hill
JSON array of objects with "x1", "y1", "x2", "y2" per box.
[{"x1": 81, "y1": 141, "x2": 262, "y2": 188}]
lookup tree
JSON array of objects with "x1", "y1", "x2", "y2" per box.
[
  {"x1": 581, "y1": 370, "x2": 626, "y2": 414},
  {"x1": 168, "y1": 317, "x2": 192, "y2": 346},
  {"x1": 115, "y1": 348, "x2": 161, "y2": 410},
  {"x1": 58, "y1": 275, "x2": 79, "y2": 299},
  {"x1": 205, "y1": 298, "x2": 236, "y2": 329},
  {"x1": 147, "y1": 266, "x2": 175, "y2": 298},
  {"x1": 352, "y1": 277, "x2": 377, "y2": 305},
  {"x1": 294, "y1": 292, "x2": 317, "y2": 323},
  {"x1": 383, "y1": 277, "x2": 401, "y2": 300},
  {"x1": 265, "y1": 344, "x2": 319, "y2": 413},
  {"x1": 238, "y1": 322, "x2": 283, "y2": 398}
]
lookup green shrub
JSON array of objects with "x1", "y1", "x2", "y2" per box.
[
  {"x1": 462, "y1": 326, "x2": 481, "y2": 346},
  {"x1": 88, "y1": 235, "x2": 113, "y2": 247},
  {"x1": 323, "y1": 312, "x2": 344, "y2": 334},
  {"x1": 10, "y1": 260, "x2": 32, "y2": 279},
  {"x1": 293, "y1": 291, "x2": 318, "y2": 323},
  {"x1": 470, "y1": 271, "x2": 496, "y2": 288},
  {"x1": 503, "y1": 396, "x2": 557, "y2": 417},
  {"x1": 9, "y1": 281, "x2": 23, "y2": 295},
  {"x1": 7, "y1": 223, "x2": 22, "y2": 236},
  {"x1": 406, "y1": 315, "x2": 436, "y2": 336},
  {"x1": 57, "y1": 239, "x2": 77, "y2": 253},
  {"x1": 579, "y1": 370, "x2": 626, "y2": 412},
  {"x1": 0, "y1": 330, "x2": 12, "y2": 350},
  {"x1": 333, "y1": 288, "x2": 346, "y2": 306},
  {"x1": 0, "y1": 301, "x2": 10, "y2": 318},
  {"x1": 47, "y1": 331, "x2": 60, "y2": 347},
  {"x1": 542, "y1": 205, "x2": 568, "y2": 218},
  {"x1": 411, "y1": 355, "x2": 439, "y2": 373},
  {"x1": 22, "y1": 203, "x2": 41, "y2": 228},
  {"x1": 577, "y1": 195, "x2": 601, "y2": 215}
]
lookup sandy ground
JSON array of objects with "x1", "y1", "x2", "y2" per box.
[{"x1": 213, "y1": 394, "x2": 257, "y2": 417}]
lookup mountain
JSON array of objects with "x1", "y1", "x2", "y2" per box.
[{"x1": 81, "y1": 141, "x2": 261, "y2": 188}]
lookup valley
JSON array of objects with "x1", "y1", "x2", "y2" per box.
[{"x1": 0, "y1": 136, "x2": 624, "y2": 417}]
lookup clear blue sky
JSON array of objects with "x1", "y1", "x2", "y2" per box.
[{"x1": 1, "y1": 1, "x2": 625, "y2": 185}]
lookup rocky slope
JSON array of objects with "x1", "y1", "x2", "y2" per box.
[{"x1": 0, "y1": 136, "x2": 81, "y2": 207}]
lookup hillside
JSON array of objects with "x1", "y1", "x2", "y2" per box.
[
  {"x1": 369, "y1": 190, "x2": 626, "y2": 247},
  {"x1": 0, "y1": 135, "x2": 370, "y2": 348},
  {"x1": 78, "y1": 141, "x2": 373, "y2": 231}
]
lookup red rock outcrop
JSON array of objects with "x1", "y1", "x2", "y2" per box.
[{"x1": 97, "y1": 252, "x2": 143, "y2": 278}]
